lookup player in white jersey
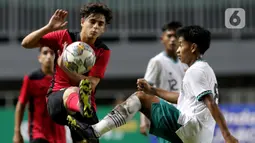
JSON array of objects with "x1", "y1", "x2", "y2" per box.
[
  {"x1": 143, "y1": 21, "x2": 185, "y2": 92},
  {"x1": 140, "y1": 22, "x2": 186, "y2": 143},
  {"x1": 66, "y1": 26, "x2": 238, "y2": 143}
]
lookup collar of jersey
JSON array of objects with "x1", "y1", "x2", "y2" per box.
[
  {"x1": 163, "y1": 51, "x2": 179, "y2": 64},
  {"x1": 191, "y1": 58, "x2": 206, "y2": 67}
]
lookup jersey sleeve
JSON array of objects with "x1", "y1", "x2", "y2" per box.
[
  {"x1": 18, "y1": 75, "x2": 30, "y2": 105},
  {"x1": 187, "y1": 69, "x2": 212, "y2": 101},
  {"x1": 88, "y1": 50, "x2": 111, "y2": 78},
  {"x1": 144, "y1": 58, "x2": 161, "y2": 85},
  {"x1": 39, "y1": 30, "x2": 65, "y2": 50}
]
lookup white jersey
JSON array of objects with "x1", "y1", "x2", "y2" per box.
[
  {"x1": 176, "y1": 60, "x2": 218, "y2": 143},
  {"x1": 144, "y1": 52, "x2": 186, "y2": 93}
]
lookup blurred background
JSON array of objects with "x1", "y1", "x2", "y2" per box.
[{"x1": 0, "y1": 0, "x2": 255, "y2": 142}]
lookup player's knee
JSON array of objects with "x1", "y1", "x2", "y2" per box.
[
  {"x1": 134, "y1": 91, "x2": 147, "y2": 101},
  {"x1": 62, "y1": 87, "x2": 79, "y2": 108},
  {"x1": 134, "y1": 91, "x2": 158, "y2": 110},
  {"x1": 134, "y1": 91, "x2": 145, "y2": 97}
]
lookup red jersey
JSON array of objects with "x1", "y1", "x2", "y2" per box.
[
  {"x1": 18, "y1": 69, "x2": 66, "y2": 143},
  {"x1": 40, "y1": 30, "x2": 110, "y2": 110}
]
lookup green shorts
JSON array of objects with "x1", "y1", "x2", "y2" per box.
[
  {"x1": 149, "y1": 99, "x2": 183, "y2": 143},
  {"x1": 158, "y1": 137, "x2": 171, "y2": 143}
]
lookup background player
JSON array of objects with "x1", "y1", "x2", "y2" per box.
[
  {"x1": 68, "y1": 25, "x2": 238, "y2": 143},
  {"x1": 13, "y1": 46, "x2": 66, "y2": 143},
  {"x1": 140, "y1": 22, "x2": 186, "y2": 143},
  {"x1": 21, "y1": 2, "x2": 112, "y2": 142}
]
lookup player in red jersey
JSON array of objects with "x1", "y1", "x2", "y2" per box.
[
  {"x1": 21, "y1": 2, "x2": 112, "y2": 143},
  {"x1": 13, "y1": 46, "x2": 66, "y2": 143}
]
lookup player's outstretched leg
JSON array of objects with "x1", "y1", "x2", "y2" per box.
[
  {"x1": 69, "y1": 91, "x2": 148, "y2": 141},
  {"x1": 70, "y1": 91, "x2": 183, "y2": 143},
  {"x1": 79, "y1": 79, "x2": 93, "y2": 118}
]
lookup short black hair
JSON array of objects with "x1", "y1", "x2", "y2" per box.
[
  {"x1": 176, "y1": 25, "x2": 211, "y2": 55},
  {"x1": 80, "y1": 2, "x2": 113, "y2": 24},
  {"x1": 161, "y1": 21, "x2": 182, "y2": 32}
]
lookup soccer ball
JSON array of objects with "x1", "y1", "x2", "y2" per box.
[{"x1": 62, "y1": 41, "x2": 96, "y2": 74}]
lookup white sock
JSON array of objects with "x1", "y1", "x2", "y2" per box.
[{"x1": 92, "y1": 94, "x2": 141, "y2": 137}]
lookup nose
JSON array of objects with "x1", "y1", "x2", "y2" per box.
[
  {"x1": 176, "y1": 46, "x2": 180, "y2": 54},
  {"x1": 46, "y1": 52, "x2": 53, "y2": 59},
  {"x1": 169, "y1": 36, "x2": 176, "y2": 43},
  {"x1": 93, "y1": 23, "x2": 99, "y2": 29}
]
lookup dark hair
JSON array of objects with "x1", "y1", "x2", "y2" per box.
[
  {"x1": 161, "y1": 21, "x2": 182, "y2": 32},
  {"x1": 176, "y1": 25, "x2": 211, "y2": 55},
  {"x1": 80, "y1": 2, "x2": 113, "y2": 24}
]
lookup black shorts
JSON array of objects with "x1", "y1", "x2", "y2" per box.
[
  {"x1": 47, "y1": 89, "x2": 99, "y2": 142},
  {"x1": 30, "y1": 138, "x2": 49, "y2": 143}
]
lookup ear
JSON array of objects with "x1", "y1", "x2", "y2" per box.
[
  {"x1": 160, "y1": 34, "x2": 164, "y2": 43},
  {"x1": 81, "y1": 18, "x2": 85, "y2": 27},
  {"x1": 191, "y1": 43, "x2": 198, "y2": 53}
]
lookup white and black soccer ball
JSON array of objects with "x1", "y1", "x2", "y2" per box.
[{"x1": 62, "y1": 41, "x2": 96, "y2": 74}]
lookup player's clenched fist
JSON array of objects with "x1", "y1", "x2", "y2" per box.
[
  {"x1": 46, "y1": 9, "x2": 68, "y2": 31},
  {"x1": 137, "y1": 78, "x2": 152, "y2": 94}
]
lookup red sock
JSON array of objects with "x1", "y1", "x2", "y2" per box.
[{"x1": 66, "y1": 92, "x2": 80, "y2": 112}]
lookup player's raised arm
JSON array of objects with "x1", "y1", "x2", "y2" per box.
[
  {"x1": 21, "y1": 9, "x2": 68, "y2": 48},
  {"x1": 202, "y1": 95, "x2": 238, "y2": 143},
  {"x1": 137, "y1": 78, "x2": 179, "y2": 104}
]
